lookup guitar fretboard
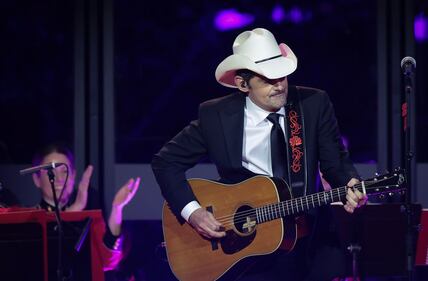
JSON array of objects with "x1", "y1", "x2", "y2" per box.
[
  {"x1": 254, "y1": 174, "x2": 403, "y2": 224},
  {"x1": 255, "y1": 185, "x2": 349, "y2": 223}
]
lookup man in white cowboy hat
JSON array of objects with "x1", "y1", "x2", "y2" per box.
[{"x1": 153, "y1": 28, "x2": 367, "y2": 280}]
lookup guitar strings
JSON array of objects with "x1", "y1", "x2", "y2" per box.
[
  {"x1": 215, "y1": 184, "x2": 353, "y2": 225},
  {"x1": 217, "y1": 178, "x2": 394, "y2": 227},
  {"x1": 218, "y1": 177, "x2": 399, "y2": 228},
  {"x1": 216, "y1": 187, "x2": 351, "y2": 228},
  {"x1": 221, "y1": 176, "x2": 395, "y2": 224},
  {"x1": 213, "y1": 178, "x2": 396, "y2": 228}
]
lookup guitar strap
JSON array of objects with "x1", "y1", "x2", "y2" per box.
[{"x1": 284, "y1": 88, "x2": 307, "y2": 198}]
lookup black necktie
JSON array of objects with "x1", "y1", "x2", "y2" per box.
[{"x1": 267, "y1": 113, "x2": 287, "y2": 179}]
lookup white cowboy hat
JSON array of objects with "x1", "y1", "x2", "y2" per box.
[{"x1": 215, "y1": 28, "x2": 298, "y2": 88}]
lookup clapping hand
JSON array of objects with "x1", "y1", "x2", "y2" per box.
[
  {"x1": 108, "y1": 177, "x2": 141, "y2": 236},
  {"x1": 112, "y1": 177, "x2": 141, "y2": 210},
  {"x1": 68, "y1": 165, "x2": 94, "y2": 211}
]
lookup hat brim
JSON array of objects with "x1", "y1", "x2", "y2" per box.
[{"x1": 215, "y1": 43, "x2": 297, "y2": 88}]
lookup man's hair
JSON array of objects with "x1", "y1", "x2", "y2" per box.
[
  {"x1": 32, "y1": 142, "x2": 75, "y2": 172},
  {"x1": 235, "y1": 69, "x2": 257, "y2": 85}
]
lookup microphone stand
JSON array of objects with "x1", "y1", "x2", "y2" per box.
[
  {"x1": 47, "y1": 170, "x2": 65, "y2": 281},
  {"x1": 402, "y1": 67, "x2": 417, "y2": 281}
]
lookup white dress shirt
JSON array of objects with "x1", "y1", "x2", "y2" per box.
[{"x1": 181, "y1": 96, "x2": 286, "y2": 221}]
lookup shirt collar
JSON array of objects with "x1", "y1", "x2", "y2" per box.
[{"x1": 245, "y1": 96, "x2": 285, "y2": 126}]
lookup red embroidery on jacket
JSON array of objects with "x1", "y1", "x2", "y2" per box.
[{"x1": 288, "y1": 110, "x2": 303, "y2": 173}]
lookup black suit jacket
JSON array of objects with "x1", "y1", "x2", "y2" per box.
[{"x1": 152, "y1": 86, "x2": 359, "y2": 216}]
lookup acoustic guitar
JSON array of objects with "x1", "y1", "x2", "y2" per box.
[{"x1": 162, "y1": 169, "x2": 405, "y2": 281}]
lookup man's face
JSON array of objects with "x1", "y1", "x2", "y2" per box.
[
  {"x1": 32, "y1": 152, "x2": 75, "y2": 205},
  {"x1": 246, "y1": 75, "x2": 288, "y2": 112}
]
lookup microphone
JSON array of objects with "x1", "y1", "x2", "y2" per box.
[
  {"x1": 401, "y1": 56, "x2": 416, "y2": 76},
  {"x1": 19, "y1": 162, "x2": 65, "y2": 175}
]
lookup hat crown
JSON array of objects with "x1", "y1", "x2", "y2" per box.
[
  {"x1": 215, "y1": 27, "x2": 297, "y2": 88},
  {"x1": 232, "y1": 28, "x2": 281, "y2": 62}
]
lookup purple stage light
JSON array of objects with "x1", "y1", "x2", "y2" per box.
[
  {"x1": 341, "y1": 136, "x2": 349, "y2": 149},
  {"x1": 272, "y1": 5, "x2": 286, "y2": 24},
  {"x1": 289, "y1": 6, "x2": 303, "y2": 24},
  {"x1": 272, "y1": 5, "x2": 311, "y2": 25},
  {"x1": 214, "y1": 9, "x2": 254, "y2": 31},
  {"x1": 414, "y1": 13, "x2": 428, "y2": 42}
]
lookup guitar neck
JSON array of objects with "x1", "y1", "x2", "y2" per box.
[
  {"x1": 255, "y1": 185, "x2": 349, "y2": 224},
  {"x1": 255, "y1": 174, "x2": 404, "y2": 224}
]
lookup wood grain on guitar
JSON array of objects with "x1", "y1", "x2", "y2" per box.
[{"x1": 163, "y1": 170, "x2": 405, "y2": 281}]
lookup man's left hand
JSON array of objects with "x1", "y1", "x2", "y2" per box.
[{"x1": 344, "y1": 178, "x2": 368, "y2": 213}]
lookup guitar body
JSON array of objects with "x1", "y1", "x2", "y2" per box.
[
  {"x1": 162, "y1": 169, "x2": 406, "y2": 280},
  {"x1": 162, "y1": 176, "x2": 297, "y2": 281}
]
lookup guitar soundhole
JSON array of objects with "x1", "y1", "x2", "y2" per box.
[
  {"x1": 220, "y1": 205, "x2": 257, "y2": 255},
  {"x1": 234, "y1": 205, "x2": 257, "y2": 235}
]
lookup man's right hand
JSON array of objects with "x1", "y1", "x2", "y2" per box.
[{"x1": 188, "y1": 208, "x2": 226, "y2": 239}]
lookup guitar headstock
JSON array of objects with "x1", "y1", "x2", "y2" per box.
[{"x1": 359, "y1": 168, "x2": 406, "y2": 197}]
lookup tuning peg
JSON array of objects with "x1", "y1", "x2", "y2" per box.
[
  {"x1": 379, "y1": 194, "x2": 385, "y2": 199},
  {"x1": 374, "y1": 172, "x2": 380, "y2": 177}
]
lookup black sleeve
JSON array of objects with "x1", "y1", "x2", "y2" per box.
[
  {"x1": 151, "y1": 118, "x2": 208, "y2": 217},
  {"x1": 103, "y1": 224, "x2": 123, "y2": 250},
  {"x1": 0, "y1": 185, "x2": 20, "y2": 207},
  {"x1": 317, "y1": 92, "x2": 359, "y2": 188}
]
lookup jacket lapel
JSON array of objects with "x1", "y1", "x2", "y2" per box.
[{"x1": 219, "y1": 93, "x2": 246, "y2": 168}]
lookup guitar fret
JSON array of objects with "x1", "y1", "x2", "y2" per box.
[
  {"x1": 265, "y1": 205, "x2": 269, "y2": 221},
  {"x1": 290, "y1": 201, "x2": 294, "y2": 214},
  {"x1": 273, "y1": 204, "x2": 278, "y2": 219},
  {"x1": 317, "y1": 193, "x2": 321, "y2": 206},
  {"x1": 330, "y1": 190, "x2": 334, "y2": 202},
  {"x1": 264, "y1": 205, "x2": 267, "y2": 221},
  {"x1": 306, "y1": 196, "x2": 310, "y2": 210},
  {"x1": 261, "y1": 206, "x2": 266, "y2": 222},
  {"x1": 311, "y1": 194, "x2": 315, "y2": 208},
  {"x1": 337, "y1": 188, "x2": 341, "y2": 201},
  {"x1": 286, "y1": 201, "x2": 290, "y2": 215},
  {"x1": 265, "y1": 205, "x2": 268, "y2": 221},
  {"x1": 273, "y1": 204, "x2": 276, "y2": 219},
  {"x1": 275, "y1": 204, "x2": 278, "y2": 219},
  {"x1": 273, "y1": 204, "x2": 277, "y2": 220},
  {"x1": 281, "y1": 202, "x2": 287, "y2": 217},
  {"x1": 295, "y1": 199, "x2": 299, "y2": 213},
  {"x1": 324, "y1": 193, "x2": 328, "y2": 204},
  {"x1": 300, "y1": 197, "x2": 304, "y2": 211}
]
